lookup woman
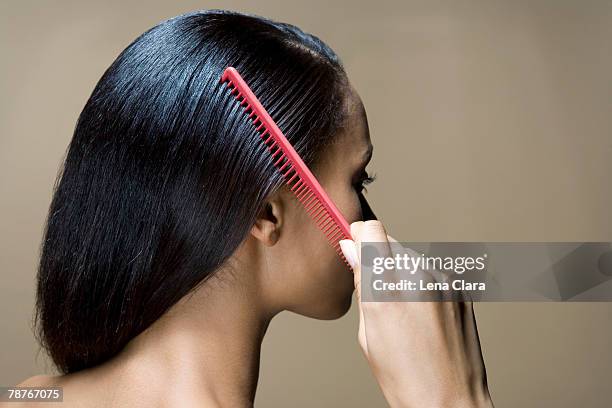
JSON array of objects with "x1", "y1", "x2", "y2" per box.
[{"x1": 17, "y1": 9, "x2": 493, "y2": 407}]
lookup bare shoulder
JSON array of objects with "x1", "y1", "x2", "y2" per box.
[
  {"x1": 17, "y1": 374, "x2": 58, "y2": 387},
  {"x1": 6, "y1": 369, "x2": 224, "y2": 407}
]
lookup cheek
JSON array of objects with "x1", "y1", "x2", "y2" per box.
[
  {"x1": 293, "y1": 186, "x2": 354, "y2": 274},
  {"x1": 289, "y1": 204, "x2": 339, "y2": 270},
  {"x1": 281, "y1": 183, "x2": 357, "y2": 316},
  {"x1": 298, "y1": 181, "x2": 361, "y2": 244},
  {"x1": 338, "y1": 187, "x2": 364, "y2": 225},
  {"x1": 291, "y1": 175, "x2": 360, "y2": 270}
]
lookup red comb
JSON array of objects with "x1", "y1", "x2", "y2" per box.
[{"x1": 220, "y1": 67, "x2": 353, "y2": 270}]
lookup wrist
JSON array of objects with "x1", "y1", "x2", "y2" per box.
[
  {"x1": 382, "y1": 383, "x2": 494, "y2": 408},
  {"x1": 454, "y1": 387, "x2": 494, "y2": 408}
]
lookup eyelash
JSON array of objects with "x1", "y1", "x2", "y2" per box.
[{"x1": 354, "y1": 172, "x2": 377, "y2": 194}]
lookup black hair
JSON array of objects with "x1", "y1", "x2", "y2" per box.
[{"x1": 35, "y1": 9, "x2": 349, "y2": 374}]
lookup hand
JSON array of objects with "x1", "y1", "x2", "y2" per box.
[{"x1": 340, "y1": 221, "x2": 494, "y2": 408}]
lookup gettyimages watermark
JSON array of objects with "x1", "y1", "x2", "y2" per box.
[{"x1": 360, "y1": 242, "x2": 612, "y2": 302}]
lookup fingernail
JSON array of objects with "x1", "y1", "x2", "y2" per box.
[{"x1": 339, "y1": 239, "x2": 359, "y2": 269}]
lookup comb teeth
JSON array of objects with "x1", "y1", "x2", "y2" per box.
[{"x1": 220, "y1": 67, "x2": 353, "y2": 270}]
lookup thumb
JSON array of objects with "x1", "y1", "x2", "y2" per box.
[
  {"x1": 339, "y1": 237, "x2": 369, "y2": 355},
  {"x1": 339, "y1": 238, "x2": 361, "y2": 300},
  {"x1": 340, "y1": 221, "x2": 365, "y2": 299},
  {"x1": 340, "y1": 222, "x2": 370, "y2": 355}
]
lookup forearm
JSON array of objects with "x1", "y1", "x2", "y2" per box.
[{"x1": 381, "y1": 380, "x2": 494, "y2": 408}]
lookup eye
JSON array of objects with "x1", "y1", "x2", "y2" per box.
[{"x1": 354, "y1": 171, "x2": 377, "y2": 194}]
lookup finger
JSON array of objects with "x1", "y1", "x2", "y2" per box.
[
  {"x1": 340, "y1": 239, "x2": 361, "y2": 300},
  {"x1": 358, "y1": 220, "x2": 393, "y2": 262},
  {"x1": 355, "y1": 221, "x2": 406, "y2": 303},
  {"x1": 357, "y1": 297, "x2": 369, "y2": 356},
  {"x1": 350, "y1": 221, "x2": 365, "y2": 264},
  {"x1": 463, "y1": 301, "x2": 484, "y2": 361},
  {"x1": 385, "y1": 234, "x2": 440, "y2": 284},
  {"x1": 399, "y1": 245, "x2": 445, "y2": 302},
  {"x1": 349, "y1": 221, "x2": 382, "y2": 304}
]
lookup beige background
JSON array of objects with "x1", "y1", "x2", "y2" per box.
[{"x1": 1, "y1": 1, "x2": 611, "y2": 407}]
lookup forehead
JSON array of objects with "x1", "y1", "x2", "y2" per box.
[
  {"x1": 336, "y1": 85, "x2": 371, "y2": 156},
  {"x1": 313, "y1": 84, "x2": 372, "y2": 175}
]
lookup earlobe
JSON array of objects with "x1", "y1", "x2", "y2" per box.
[{"x1": 250, "y1": 201, "x2": 282, "y2": 247}]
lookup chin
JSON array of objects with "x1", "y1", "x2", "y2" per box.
[
  {"x1": 322, "y1": 291, "x2": 353, "y2": 320},
  {"x1": 299, "y1": 279, "x2": 355, "y2": 320},
  {"x1": 320, "y1": 263, "x2": 357, "y2": 319},
  {"x1": 289, "y1": 256, "x2": 356, "y2": 320}
]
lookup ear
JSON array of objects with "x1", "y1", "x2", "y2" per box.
[{"x1": 250, "y1": 197, "x2": 283, "y2": 247}]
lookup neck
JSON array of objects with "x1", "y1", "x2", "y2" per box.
[{"x1": 117, "y1": 265, "x2": 276, "y2": 406}]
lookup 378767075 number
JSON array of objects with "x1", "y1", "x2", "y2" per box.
[{"x1": 1, "y1": 387, "x2": 63, "y2": 402}]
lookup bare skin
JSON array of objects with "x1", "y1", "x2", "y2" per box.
[{"x1": 10, "y1": 83, "x2": 492, "y2": 407}]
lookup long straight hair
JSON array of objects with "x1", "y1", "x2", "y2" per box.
[{"x1": 35, "y1": 9, "x2": 349, "y2": 374}]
